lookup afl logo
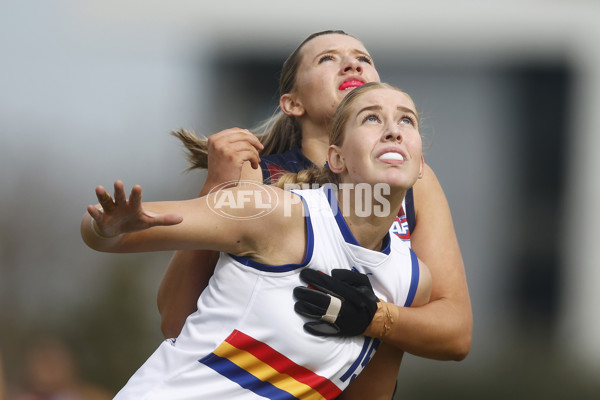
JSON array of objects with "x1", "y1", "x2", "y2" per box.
[{"x1": 207, "y1": 180, "x2": 279, "y2": 220}]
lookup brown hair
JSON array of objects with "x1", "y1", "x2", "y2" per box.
[{"x1": 173, "y1": 30, "x2": 354, "y2": 170}]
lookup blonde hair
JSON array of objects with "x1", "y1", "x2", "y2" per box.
[
  {"x1": 275, "y1": 82, "x2": 418, "y2": 188},
  {"x1": 173, "y1": 30, "x2": 354, "y2": 170}
]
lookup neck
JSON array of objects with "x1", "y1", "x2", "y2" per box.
[
  {"x1": 336, "y1": 185, "x2": 406, "y2": 251},
  {"x1": 300, "y1": 120, "x2": 330, "y2": 166}
]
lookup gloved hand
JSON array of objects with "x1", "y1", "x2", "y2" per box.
[{"x1": 294, "y1": 268, "x2": 379, "y2": 336}]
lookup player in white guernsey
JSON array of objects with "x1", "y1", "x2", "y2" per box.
[{"x1": 81, "y1": 83, "x2": 431, "y2": 399}]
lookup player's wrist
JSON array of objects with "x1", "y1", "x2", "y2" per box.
[
  {"x1": 364, "y1": 301, "x2": 394, "y2": 339},
  {"x1": 90, "y1": 218, "x2": 120, "y2": 239}
]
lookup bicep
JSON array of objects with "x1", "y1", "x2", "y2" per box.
[{"x1": 412, "y1": 258, "x2": 432, "y2": 307}]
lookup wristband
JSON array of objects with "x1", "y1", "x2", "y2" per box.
[{"x1": 365, "y1": 301, "x2": 394, "y2": 339}]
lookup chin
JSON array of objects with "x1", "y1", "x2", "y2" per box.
[{"x1": 378, "y1": 173, "x2": 416, "y2": 190}]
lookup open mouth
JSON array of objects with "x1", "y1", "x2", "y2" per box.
[{"x1": 378, "y1": 152, "x2": 405, "y2": 161}]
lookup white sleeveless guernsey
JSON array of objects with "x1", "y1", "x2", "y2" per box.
[{"x1": 114, "y1": 185, "x2": 419, "y2": 400}]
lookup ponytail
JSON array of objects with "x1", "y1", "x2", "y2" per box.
[
  {"x1": 170, "y1": 110, "x2": 302, "y2": 172},
  {"x1": 274, "y1": 167, "x2": 339, "y2": 189},
  {"x1": 170, "y1": 128, "x2": 209, "y2": 171}
]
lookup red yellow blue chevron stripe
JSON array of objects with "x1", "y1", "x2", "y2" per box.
[{"x1": 199, "y1": 330, "x2": 342, "y2": 399}]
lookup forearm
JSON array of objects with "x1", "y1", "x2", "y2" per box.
[
  {"x1": 157, "y1": 249, "x2": 219, "y2": 338},
  {"x1": 361, "y1": 254, "x2": 471, "y2": 361},
  {"x1": 80, "y1": 200, "x2": 189, "y2": 253},
  {"x1": 365, "y1": 297, "x2": 471, "y2": 361},
  {"x1": 81, "y1": 212, "x2": 124, "y2": 252}
]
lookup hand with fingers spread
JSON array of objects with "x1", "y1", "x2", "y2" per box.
[
  {"x1": 203, "y1": 128, "x2": 264, "y2": 193},
  {"x1": 87, "y1": 180, "x2": 183, "y2": 239}
]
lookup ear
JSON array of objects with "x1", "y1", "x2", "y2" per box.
[
  {"x1": 417, "y1": 155, "x2": 425, "y2": 179},
  {"x1": 327, "y1": 145, "x2": 346, "y2": 174},
  {"x1": 280, "y1": 93, "x2": 305, "y2": 117}
]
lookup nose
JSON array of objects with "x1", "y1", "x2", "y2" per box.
[
  {"x1": 382, "y1": 124, "x2": 403, "y2": 143},
  {"x1": 342, "y1": 57, "x2": 362, "y2": 74}
]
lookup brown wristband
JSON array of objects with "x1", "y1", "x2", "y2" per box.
[{"x1": 364, "y1": 301, "x2": 394, "y2": 339}]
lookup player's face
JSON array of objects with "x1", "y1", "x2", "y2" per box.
[
  {"x1": 292, "y1": 34, "x2": 380, "y2": 124},
  {"x1": 332, "y1": 88, "x2": 423, "y2": 189}
]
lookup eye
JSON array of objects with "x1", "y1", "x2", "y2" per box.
[
  {"x1": 362, "y1": 113, "x2": 381, "y2": 123},
  {"x1": 358, "y1": 55, "x2": 373, "y2": 65},
  {"x1": 400, "y1": 116, "x2": 416, "y2": 126},
  {"x1": 318, "y1": 54, "x2": 335, "y2": 63}
]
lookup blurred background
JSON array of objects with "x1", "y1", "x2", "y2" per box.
[{"x1": 1, "y1": 0, "x2": 600, "y2": 398}]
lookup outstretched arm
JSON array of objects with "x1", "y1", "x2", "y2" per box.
[
  {"x1": 81, "y1": 181, "x2": 183, "y2": 251},
  {"x1": 81, "y1": 180, "x2": 260, "y2": 255},
  {"x1": 82, "y1": 179, "x2": 305, "y2": 259},
  {"x1": 157, "y1": 128, "x2": 263, "y2": 338}
]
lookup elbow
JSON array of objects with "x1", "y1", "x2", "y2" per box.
[
  {"x1": 429, "y1": 318, "x2": 472, "y2": 361},
  {"x1": 158, "y1": 303, "x2": 180, "y2": 339},
  {"x1": 451, "y1": 336, "x2": 471, "y2": 361},
  {"x1": 157, "y1": 296, "x2": 188, "y2": 339},
  {"x1": 158, "y1": 303, "x2": 190, "y2": 339},
  {"x1": 444, "y1": 300, "x2": 473, "y2": 361},
  {"x1": 435, "y1": 336, "x2": 470, "y2": 362},
  {"x1": 449, "y1": 326, "x2": 472, "y2": 361}
]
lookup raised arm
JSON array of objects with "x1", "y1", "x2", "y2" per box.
[{"x1": 157, "y1": 128, "x2": 263, "y2": 338}]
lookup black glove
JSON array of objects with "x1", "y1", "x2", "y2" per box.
[{"x1": 294, "y1": 268, "x2": 379, "y2": 336}]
